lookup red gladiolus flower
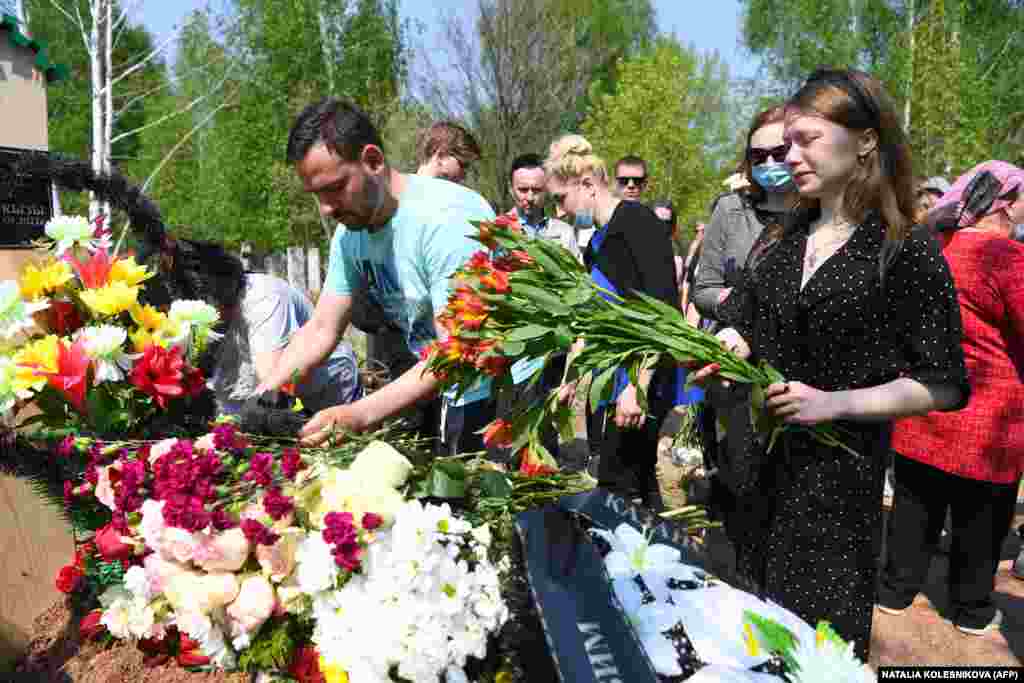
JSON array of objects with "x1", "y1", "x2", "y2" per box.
[
  {"x1": 518, "y1": 446, "x2": 558, "y2": 477},
  {"x1": 466, "y1": 250, "x2": 492, "y2": 273},
  {"x1": 479, "y1": 267, "x2": 510, "y2": 294},
  {"x1": 494, "y1": 249, "x2": 535, "y2": 272},
  {"x1": 95, "y1": 523, "x2": 133, "y2": 561},
  {"x1": 46, "y1": 300, "x2": 84, "y2": 336},
  {"x1": 130, "y1": 344, "x2": 187, "y2": 409},
  {"x1": 41, "y1": 338, "x2": 91, "y2": 413},
  {"x1": 492, "y1": 214, "x2": 520, "y2": 230},
  {"x1": 79, "y1": 609, "x2": 105, "y2": 640},
  {"x1": 482, "y1": 419, "x2": 514, "y2": 449},
  {"x1": 65, "y1": 248, "x2": 113, "y2": 289},
  {"x1": 289, "y1": 646, "x2": 326, "y2": 683},
  {"x1": 55, "y1": 564, "x2": 82, "y2": 593}
]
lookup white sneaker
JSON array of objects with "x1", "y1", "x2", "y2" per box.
[{"x1": 956, "y1": 609, "x2": 1003, "y2": 635}]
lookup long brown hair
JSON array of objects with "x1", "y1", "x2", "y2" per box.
[
  {"x1": 786, "y1": 68, "x2": 916, "y2": 279},
  {"x1": 739, "y1": 105, "x2": 787, "y2": 204}
]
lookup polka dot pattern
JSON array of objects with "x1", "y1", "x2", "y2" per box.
[{"x1": 716, "y1": 215, "x2": 969, "y2": 662}]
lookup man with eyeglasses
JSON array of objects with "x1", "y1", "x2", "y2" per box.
[{"x1": 615, "y1": 154, "x2": 649, "y2": 202}]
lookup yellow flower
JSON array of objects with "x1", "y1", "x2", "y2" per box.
[
  {"x1": 79, "y1": 282, "x2": 139, "y2": 317},
  {"x1": 130, "y1": 303, "x2": 167, "y2": 331},
  {"x1": 130, "y1": 317, "x2": 183, "y2": 352},
  {"x1": 109, "y1": 256, "x2": 153, "y2": 287},
  {"x1": 13, "y1": 334, "x2": 60, "y2": 393},
  {"x1": 318, "y1": 657, "x2": 349, "y2": 683},
  {"x1": 19, "y1": 260, "x2": 73, "y2": 300}
]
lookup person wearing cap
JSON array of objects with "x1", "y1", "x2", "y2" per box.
[{"x1": 877, "y1": 161, "x2": 1024, "y2": 637}]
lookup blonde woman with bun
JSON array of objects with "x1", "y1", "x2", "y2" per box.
[{"x1": 546, "y1": 135, "x2": 683, "y2": 511}]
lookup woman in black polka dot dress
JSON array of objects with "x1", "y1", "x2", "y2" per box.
[{"x1": 693, "y1": 69, "x2": 970, "y2": 660}]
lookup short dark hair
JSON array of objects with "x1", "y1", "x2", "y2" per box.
[
  {"x1": 286, "y1": 97, "x2": 384, "y2": 163},
  {"x1": 415, "y1": 121, "x2": 481, "y2": 168},
  {"x1": 615, "y1": 155, "x2": 647, "y2": 176},
  {"x1": 509, "y1": 153, "x2": 544, "y2": 183}
]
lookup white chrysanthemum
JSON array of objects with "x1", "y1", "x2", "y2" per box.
[
  {"x1": 295, "y1": 533, "x2": 338, "y2": 595},
  {"x1": 44, "y1": 215, "x2": 97, "y2": 256},
  {"x1": 100, "y1": 595, "x2": 156, "y2": 639},
  {"x1": 124, "y1": 565, "x2": 153, "y2": 602},
  {"x1": 0, "y1": 280, "x2": 48, "y2": 344},
  {"x1": 169, "y1": 300, "x2": 220, "y2": 330},
  {"x1": 788, "y1": 630, "x2": 874, "y2": 683},
  {"x1": 77, "y1": 325, "x2": 135, "y2": 383}
]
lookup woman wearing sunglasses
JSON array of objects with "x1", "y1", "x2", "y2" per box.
[
  {"x1": 691, "y1": 69, "x2": 969, "y2": 659},
  {"x1": 692, "y1": 106, "x2": 798, "y2": 329}
]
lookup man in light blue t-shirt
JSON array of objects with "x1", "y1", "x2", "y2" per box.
[{"x1": 258, "y1": 97, "x2": 496, "y2": 446}]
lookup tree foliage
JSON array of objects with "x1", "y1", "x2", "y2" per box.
[
  {"x1": 739, "y1": 0, "x2": 1024, "y2": 178},
  {"x1": 582, "y1": 38, "x2": 733, "y2": 240}
]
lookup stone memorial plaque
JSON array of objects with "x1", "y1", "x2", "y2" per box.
[{"x1": 0, "y1": 147, "x2": 53, "y2": 248}]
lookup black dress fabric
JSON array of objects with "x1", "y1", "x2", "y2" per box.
[
  {"x1": 716, "y1": 212, "x2": 969, "y2": 660},
  {"x1": 583, "y1": 201, "x2": 682, "y2": 510}
]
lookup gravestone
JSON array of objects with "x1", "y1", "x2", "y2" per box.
[{"x1": 0, "y1": 13, "x2": 70, "y2": 669}]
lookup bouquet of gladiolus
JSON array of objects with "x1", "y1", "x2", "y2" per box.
[
  {"x1": 54, "y1": 422, "x2": 512, "y2": 683},
  {"x1": 0, "y1": 214, "x2": 216, "y2": 436},
  {"x1": 421, "y1": 216, "x2": 857, "y2": 475}
]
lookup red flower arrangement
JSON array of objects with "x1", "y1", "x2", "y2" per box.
[{"x1": 129, "y1": 344, "x2": 204, "y2": 409}]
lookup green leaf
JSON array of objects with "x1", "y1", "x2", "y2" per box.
[
  {"x1": 589, "y1": 365, "x2": 618, "y2": 412},
  {"x1": 503, "y1": 324, "x2": 552, "y2": 343},
  {"x1": 743, "y1": 610, "x2": 800, "y2": 671},
  {"x1": 428, "y1": 462, "x2": 467, "y2": 499},
  {"x1": 478, "y1": 470, "x2": 512, "y2": 499}
]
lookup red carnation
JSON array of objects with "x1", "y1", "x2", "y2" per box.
[
  {"x1": 130, "y1": 344, "x2": 187, "y2": 409},
  {"x1": 55, "y1": 564, "x2": 83, "y2": 593},
  {"x1": 176, "y1": 635, "x2": 211, "y2": 667},
  {"x1": 79, "y1": 609, "x2": 106, "y2": 640},
  {"x1": 289, "y1": 646, "x2": 326, "y2": 683}
]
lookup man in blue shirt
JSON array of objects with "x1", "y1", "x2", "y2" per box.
[{"x1": 259, "y1": 98, "x2": 495, "y2": 446}]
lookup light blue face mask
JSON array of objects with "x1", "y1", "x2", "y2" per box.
[
  {"x1": 751, "y1": 163, "x2": 796, "y2": 193},
  {"x1": 574, "y1": 205, "x2": 594, "y2": 231}
]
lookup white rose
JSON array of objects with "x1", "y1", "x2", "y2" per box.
[
  {"x1": 226, "y1": 575, "x2": 276, "y2": 637},
  {"x1": 194, "y1": 528, "x2": 251, "y2": 573},
  {"x1": 165, "y1": 570, "x2": 240, "y2": 615},
  {"x1": 256, "y1": 529, "x2": 301, "y2": 583},
  {"x1": 348, "y1": 441, "x2": 413, "y2": 489}
]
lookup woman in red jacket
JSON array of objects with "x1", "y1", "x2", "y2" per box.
[{"x1": 877, "y1": 160, "x2": 1024, "y2": 635}]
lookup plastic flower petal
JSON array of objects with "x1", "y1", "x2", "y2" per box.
[
  {"x1": 0, "y1": 355, "x2": 18, "y2": 419},
  {"x1": 41, "y1": 337, "x2": 91, "y2": 412},
  {"x1": 79, "y1": 281, "x2": 140, "y2": 317},
  {"x1": 0, "y1": 281, "x2": 48, "y2": 344},
  {"x1": 19, "y1": 259, "x2": 73, "y2": 301},
  {"x1": 130, "y1": 303, "x2": 167, "y2": 331},
  {"x1": 612, "y1": 576, "x2": 683, "y2": 676},
  {"x1": 13, "y1": 334, "x2": 59, "y2": 394},
  {"x1": 670, "y1": 584, "x2": 773, "y2": 670},
  {"x1": 65, "y1": 249, "x2": 113, "y2": 289},
  {"x1": 594, "y1": 523, "x2": 683, "y2": 600},
  {"x1": 129, "y1": 343, "x2": 187, "y2": 409},
  {"x1": 169, "y1": 300, "x2": 220, "y2": 329},
  {"x1": 788, "y1": 622, "x2": 873, "y2": 683},
  {"x1": 109, "y1": 256, "x2": 154, "y2": 287},
  {"x1": 44, "y1": 216, "x2": 96, "y2": 256},
  {"x1": 77, "y1": 325, "x2": 136, "y2": 384}
]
